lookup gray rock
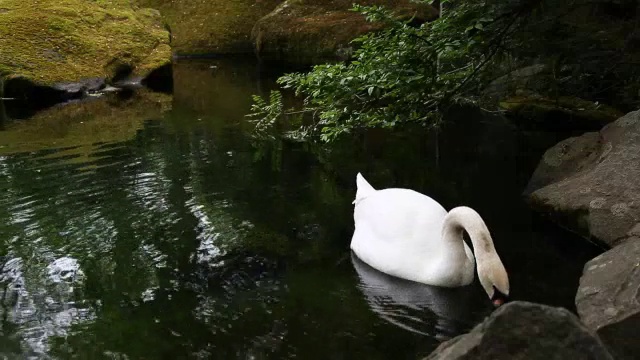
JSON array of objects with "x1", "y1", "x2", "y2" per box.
[
  {"x1": 525, "y1": 109, "x2": 640, "y2": 247},
  {"x1": 52, "y1": 77, "x2": 106, "y2": 95},
  {"x1": 425, "y1": 301, "x2": 612, "y2": 360},
  {"x1": 576, "y1": 238, "x2": 640, "y2": 360},
  {"x1": 483, "y1": 64, "x2": 550, "y2": 100}
]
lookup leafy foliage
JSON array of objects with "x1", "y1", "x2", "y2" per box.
[
  {"x1": 248, "y1": 0, "x2": 640, "y2": 142},
  {"x1": 249, "y1": 90, "x2": 284, "y2": 141}
]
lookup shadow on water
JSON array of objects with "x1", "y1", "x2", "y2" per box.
[
  {"x1": 351, "y1": 254, "x2": 491, "y2": 341},
  {"x1": 0, "y1": 99, "x2": 6, "y2": 131},
  {"x1": 0, "y1": 58, "x2": 602, "y2": 359}
]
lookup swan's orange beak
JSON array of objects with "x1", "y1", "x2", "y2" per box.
[
  {"x1": 491, "y1": 287, "x2": 509, "y2": 307},
  {"x1": 492, "y1": 297, "x2": 506, "y2": 307}
]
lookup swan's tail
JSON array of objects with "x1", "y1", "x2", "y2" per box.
[{"x1": 353, "y1": 172, "x2": 375, "y2": 204}]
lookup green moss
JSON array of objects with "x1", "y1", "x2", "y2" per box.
[
  {"x1": 137, "y1": 0, "x2": 283, "y2": 54},
  {"x1": 500, "y1": 95, "x2": 624, "y2": 126},
  {"x1": 0, "y1": 90, "x2": 171, "y2": 159},
  {"x1": 252, "y1": 0, "x2": 438, "y2": 64},
  {"x1": 0, "y1": 0, "x2": 171, "y2": 85}
]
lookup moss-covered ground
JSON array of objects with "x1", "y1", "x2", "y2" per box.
[
  {"x1": 0, "y1": 0, "x2": 171, "y2": 85},
  {"x1": 252, "y1": 0, "x2": 438, "y2": 64},
  {"x1": 137, "y1": 0, "x2": 283, "y2": 54}
]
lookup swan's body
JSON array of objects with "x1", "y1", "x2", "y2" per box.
[{"x1": 350, "y1": 173, "x2": 509, "y2": 304}]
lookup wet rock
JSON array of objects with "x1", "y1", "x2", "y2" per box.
[
  {"x1": 424, "y1": 301, "x2": 613, "y2": 360},
  {"x1": 525, "y1": 109, "x2": 640, "y2": 247},
  {"x1": 483, "y1": 64, "x2": 551, "y2": 100},
  {"x1": 576, "y1": 239, "x2": 640, "y2": 360},
  {"x1": 5, "y1": 77, "x2": 108, "y2": 111},
  {"x1": 252, "y1": 0, "x2": 438, "y2": 64},
  {"x1": 0, "y1": 0, "x2": 171, "y2": 108},
  {"x1": 52, "y1": 78, "x2": 106, "y2": 96}
]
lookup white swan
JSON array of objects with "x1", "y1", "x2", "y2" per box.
[{"x1": 350, "y1": 173, "x2": 510, "y2": 306}]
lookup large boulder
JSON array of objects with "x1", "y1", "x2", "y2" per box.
[
  {"x1": 137, "y1": 0, "x2": 283, "y2": 54},
  {"x1": 425, "y1": 301, "x2": 612, "y2": 360},
  {"x1": 0, "y1": 0, "x2": 171, "y2": 106},
  {"x1": 525, "y1": 110, "x2": 640, "y2": 247},
  {"x1": 252, "y1": 0, "x2": 438, "y2": 64},
  {"x1": 576, "y1": 239, "x2": 640, "y2": 360}
]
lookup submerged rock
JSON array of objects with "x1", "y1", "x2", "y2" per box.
[
  {"x1": 252, "y1": 0, "x2": 438, "y2": 64},
  {"x1": 525, "y1": 109, "x2": 640, "y2": 247},
  {"x1": 424, "y1": 301, "x2": 612, "y2": 360},
  {"x1": 0, "y1": 0, "x2": 171, "y2": 107},
  {"x1": 576, "y1": 239, "x2": 640, "y2": 360}
]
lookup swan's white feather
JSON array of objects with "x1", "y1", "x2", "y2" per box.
[
  {"x1": 350, "y1": 174, "x2": 475, "y2": 287},
  {"x1": 353, "y1": 172, "x2": 376, "y2": 205}
]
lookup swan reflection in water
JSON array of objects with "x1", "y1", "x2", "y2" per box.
[{"x1": 351, "y1": 252, "x2": 492, "y2": 341}]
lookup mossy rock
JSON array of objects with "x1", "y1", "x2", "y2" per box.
[
  {"x1": 0, "y1": 0, "x2": 171, "y2": 87},
  {"x1": 252, "y1": 0, "x2": 438, "y2": 64},
  {"x1": 137, "y1": 0, "x2": 284, "y2": 55},
  {"x1": 500, "y1": 95, "x2": 624, "y2": 132}
]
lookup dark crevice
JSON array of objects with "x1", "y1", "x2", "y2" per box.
[{"x1": 141, "y1": 63, "x2": 174, "y2": 94}]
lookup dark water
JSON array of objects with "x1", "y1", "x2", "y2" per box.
[{"x1": 0, "y1": 58, "x2": 602, "y2": 359}]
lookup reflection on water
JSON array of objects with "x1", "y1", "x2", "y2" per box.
[
  {"x1": 0, "y1": 58, "x2": 602, "y2": 359},
  {"x1": 351, "y1": 254, "x2": 490, "y2": 341}
]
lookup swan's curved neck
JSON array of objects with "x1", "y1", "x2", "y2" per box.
[{"x1": 441, "y1": 206, "x2": 496, "y2": 259}]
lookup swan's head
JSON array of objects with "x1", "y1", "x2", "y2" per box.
[{"x1": 477, "y1": 257, "x2": 510, "y2": 307}]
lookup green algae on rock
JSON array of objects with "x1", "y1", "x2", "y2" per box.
[
  {"x1": 137, "y1": 0, "x2": 283, "y2": 55},
  {"x1": 252, "y1": 0, "x2": 438, "y2": 64},
  {"x1": 0, "y1": 0, "x2": 171, "y2": 87},
  {"x1": 500, "y1": 95, "x2": 624, "y2": 132}
]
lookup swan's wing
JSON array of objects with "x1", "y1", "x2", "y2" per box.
[
  {"x1": 353, "y1": 172, "x2": 376, "y2": 205},
  {"x1": 351, "y1": 188, "x2": 448, "y2": 283},
  {"x1": 354, "y1": 188, "x2": 446, "y2": 243}
]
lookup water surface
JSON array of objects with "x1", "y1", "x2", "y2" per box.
[{"x1": 0, "y1": 58, "x2": 602, "y2": 359}]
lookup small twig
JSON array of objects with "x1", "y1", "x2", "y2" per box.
[
  {"x1": 444, "y1": 9, "x2": 521, "y2": 101},
  {"x1": 438, "y1": 63, "x2": 473, "y2": 77},
  {"x1": 283, "y1": 109, "x2": 316, "y2": 115}
]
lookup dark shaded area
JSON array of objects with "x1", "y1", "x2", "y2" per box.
[
  {"x1": 0, "y1": 99, "x2": 6, "y2": 130},
  {"x1": 598, "y1": 308, "x2": 640, "y2": 359},
  {"x1": 1, "y1": 64, "x2": 174, "y2": 121},
  {"x1": 2, "y1": 77, "x2": 107, "y2": 119},
  {"x1": 3, "y1": 77, "x2": 81, "y2": 118},
  {"x1": 108, "y1": 62, "x2": 134, "y2": 84},
  {"x1": 141, "y1": 63, "x2": 174, "y2": 94}
]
